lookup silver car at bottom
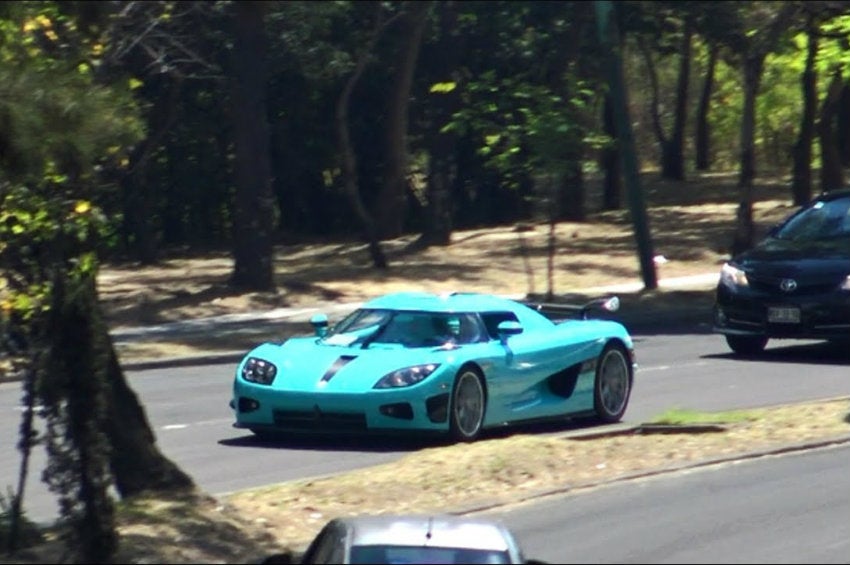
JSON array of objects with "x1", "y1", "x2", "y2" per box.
[{"x1": 298, "y1": 513, "x2": 537, "y2": 564}]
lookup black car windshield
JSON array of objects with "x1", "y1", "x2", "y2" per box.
[
  {"x1": 773, "y1": 196, "x2": 850, "y2": 241},
  {"x1": 350, "y1": 544, "x2": 511, "y2": 564},
  {"x1": 323, "y1": 309, "x2": 486, "y2": 347}
]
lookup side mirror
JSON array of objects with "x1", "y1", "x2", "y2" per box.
[
  {"x1": 497, "y1": 320, "x2": 523, "y2": 343},
  {"x1": 310, "y1": 313, "x2": 329, "y2": 337}
]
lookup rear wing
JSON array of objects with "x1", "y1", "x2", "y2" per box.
[{"x1": 522, "y1": 296, "x2": 620, "y2": 321}]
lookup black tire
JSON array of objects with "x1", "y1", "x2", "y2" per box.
[
  {"x1": 593, "y1": 343, "x2": 632, "y2": 423},
  {"x1": 725, "y1": 334, "x2": 768, "y2": 355},
  {"x1": 449, "y1": 367, "x2": 486, "y2": 442}
]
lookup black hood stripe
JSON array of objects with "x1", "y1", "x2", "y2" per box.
[{"x1": 320, "y1": 355, "x2": 357, "y2": 383}]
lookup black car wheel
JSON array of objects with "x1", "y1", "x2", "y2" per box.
[
  {"x1": 725, "y1": 334, "x2": 768, "y2": 355},
  {"x1": 449, "y1": 367, "x2": 486, "y2": 442},
  {"x1": 593, "y1": 343, "x2": 632, "y2": 423}
]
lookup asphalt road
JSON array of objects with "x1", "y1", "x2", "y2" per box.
[
  {"x1": 2, "y1": 322, "x2": 850, "y2": 525},
  {"x1": 486, "y1": 443, "x2": 850, "y2": 563}
]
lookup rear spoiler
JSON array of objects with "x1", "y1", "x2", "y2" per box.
[{"x1": 523, "y1": 296, "x2": 620, "y2": 321}]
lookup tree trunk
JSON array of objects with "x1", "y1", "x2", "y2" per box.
[
  {"x1": 790, "y1": 19, "x2": 817, "y2": 206},
  {"x1": 336, "y1": 6, "x2": 401, "y2": 269},
  {"x1": 376, "y1": 1, "x2": 431, "y2": 239},
  {"x1": 695, "y1": 46, "x2": 717, "y2": 171},
  {"x1": 228, "y1": 1, "x2": 276, "y2": 291},
  {"x1": 71, "y1": 276, "x2": 196, "y2": 500},
  {"x1": 595, "y1": 0, "x2": 657, "y2": 290},
  {"x1": 419, "y1": 1, "x2": 460, "y2": 248},
  {"x1": 41, "y1": 272, "x2": 118, "y2": 564},
  {"x1": 600, "y1": 93, "x2": 622, "y2": 210},
  {"x1": 420, "y1": 153, "x2": 452, "y2": 247},
  {"x1": 838, "y1": 83, "x2": 850, "y2": 167},
  {"x1": 818, "y1": 69, "x2": 845, "y2": 192},
  {"x1": 731, "y1": 54, "x2": 764, "y2": 257},
  {"x1": 558, "y1": 161, "x2": 585, "y2": 221},
  {"x1": 102, "y1": 333, "x2": 195, "y2": 497},
  {"x1": 661, "y1": 21, "x2": 691, "y2": 181}
]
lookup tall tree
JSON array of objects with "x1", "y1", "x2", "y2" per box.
[
  {"x1": 336, "y1": 2, "x2": 404, "y2": 269},
  {"x1": 595, "y1": 0, "x2": 657, "y2": 290},
  {"x1": 375, "y1": 1, "x2": 432, "y2": 239},
  {"x1": 417, "y1": 1, "x2": 462, "y2": 247},
  {"x1": 0, "y1": 6, "x2": 195, "y2": 556},
  {"x1": 228, "y1": 0, "x2": 277, "y2": 290},
  {"x1": 818, "y1": 67, "x2": 846, "y2": 191},
  {"x1": 638, "y1": 10, "x2": 693, "y2": 180},
  {"x1": 714, "y1": 1, "x2": 799, "y2": 255},
  {"x1": 790, "y1": 13, "x2": 819, "y2": 205},
  {"x1": 694, "y1": 45, "x2": 718, "y2": 171}
]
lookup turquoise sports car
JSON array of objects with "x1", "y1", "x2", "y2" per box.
[{"x1": 230, "y1": 292, "x2": 635, "y2": 442}]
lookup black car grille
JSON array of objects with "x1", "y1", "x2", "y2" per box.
[
  {"x1": 272, "y1": 409, "x2": 367, "y2": 431},
  {"x1": 748, "y1": 274, "x2": 836, "y2": 296}
]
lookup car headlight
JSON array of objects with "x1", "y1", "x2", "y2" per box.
[
  {"x1": 841, "y1": 275, "x2": 850, "y2": 291},
  {"x1": 374, "y1": 364, "x2": 440, "y2": 389},
  {"x1": 720, "y1": 262, "x2": 748, "y2": 288},
  {"x1": 241, "y1": 357, "x2": 277, "y2": 385}
]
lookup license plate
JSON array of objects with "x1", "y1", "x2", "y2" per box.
[{"x1": 767, "y1": 306, "x2": 800, "y2": 324}]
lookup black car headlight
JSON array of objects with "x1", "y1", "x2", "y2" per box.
[
  {"x1": 241, "y1": 357, "x2": 277, "y2": 385},
  {"x1": 720, "y1": 263, "x2": 748, "y2": 288},
  {"x1": 374, "y1": 364, "x2": 440, "y2": 389}
]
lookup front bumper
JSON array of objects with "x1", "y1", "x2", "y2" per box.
[
  {"x1": 231, "y1": 378, "x2": 454, "y2": 435},
  {"x1": 713, "y1": 284, "x2": 850, "y2": 340}
]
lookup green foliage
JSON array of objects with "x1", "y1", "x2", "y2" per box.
[
  {"x1": 650, "y1": 407, "x2": 758, "y2": 425},
  {"x1": 0, "y1": 2, "x2": 143, "y2": 187},
  {"x1": 445, "y1": 72, "x2": 595, "y2": 192},
  {"x1": 819, "y1": 15, "x2": 850, "y2": 69},
  {"x1": 0, "y1": 487, "x2": 44, "y2": 552}
]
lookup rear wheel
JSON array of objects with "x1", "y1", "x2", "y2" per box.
[
  {"x1": 725, "y1": 334, "x2": 768, "y2": 355},
  {"x1": 593, "y1": 343, "x2": 632, "y2": 423},
  {"x1": 449, "y1": 367, "x2": 486, "y2": 442}
]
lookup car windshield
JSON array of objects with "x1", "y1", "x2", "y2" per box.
[
  {"x1": 323, "y1": 309, "x2": 485, "y2": 347},
  {"x1": 773, "y1": 196, "x2": 850, "y2": 242},
  {"x1": 350, "y1": 544, "x2": 511, "y2": 564}
]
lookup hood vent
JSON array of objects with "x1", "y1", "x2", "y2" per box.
[{"x1": 320, "y1": 355, "x2": 357, "y2": 383}]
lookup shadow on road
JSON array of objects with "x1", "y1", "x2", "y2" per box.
[{"x1": 703, "y1": 339, "x2": 850, "y2": 366}]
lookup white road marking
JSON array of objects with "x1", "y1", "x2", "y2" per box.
[
  {"x1": 638, "y1": 361, "x2": 709, "y2": 373},
  {"x1": 160, "y1": 418, "x2": 231, "y2": 431}
]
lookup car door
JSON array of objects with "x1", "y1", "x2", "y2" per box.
[{"x1": 481, "y1": 311, "x2": 594, "y2": 423}]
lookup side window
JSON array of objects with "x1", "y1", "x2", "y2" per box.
[{"x1": 481, "y1": 312, "x2": 520, "y2": 340}]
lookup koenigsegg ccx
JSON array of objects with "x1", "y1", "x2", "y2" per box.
[{"x1": 230, "y1": 291, "x2": 636, "y2": 442}]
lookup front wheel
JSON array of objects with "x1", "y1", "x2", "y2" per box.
[
  {"x1": 593, "y1": 343, "x2": 632, "y2": 423},
  {"x1": 449, "y1": 367, "x2": 486, "y2": 442},
  {"x1": 725, "y1": 334, "x2": 767, "y2": 355}
]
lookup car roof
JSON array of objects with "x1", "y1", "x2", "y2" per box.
[
  {"x1": 337, "y1": 513, "x2": 516, "y2": 551},
  {"x1": 362, "y1": 291, "x2": 531, "y2": 314}
]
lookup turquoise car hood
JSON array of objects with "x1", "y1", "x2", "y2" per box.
[{"x1": 240, "y1": 337, "x2": 456, "y2": 393}]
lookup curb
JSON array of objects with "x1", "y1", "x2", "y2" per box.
[{"x1": 122, "y1": 351, "x2": 246, "y2": 372}]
